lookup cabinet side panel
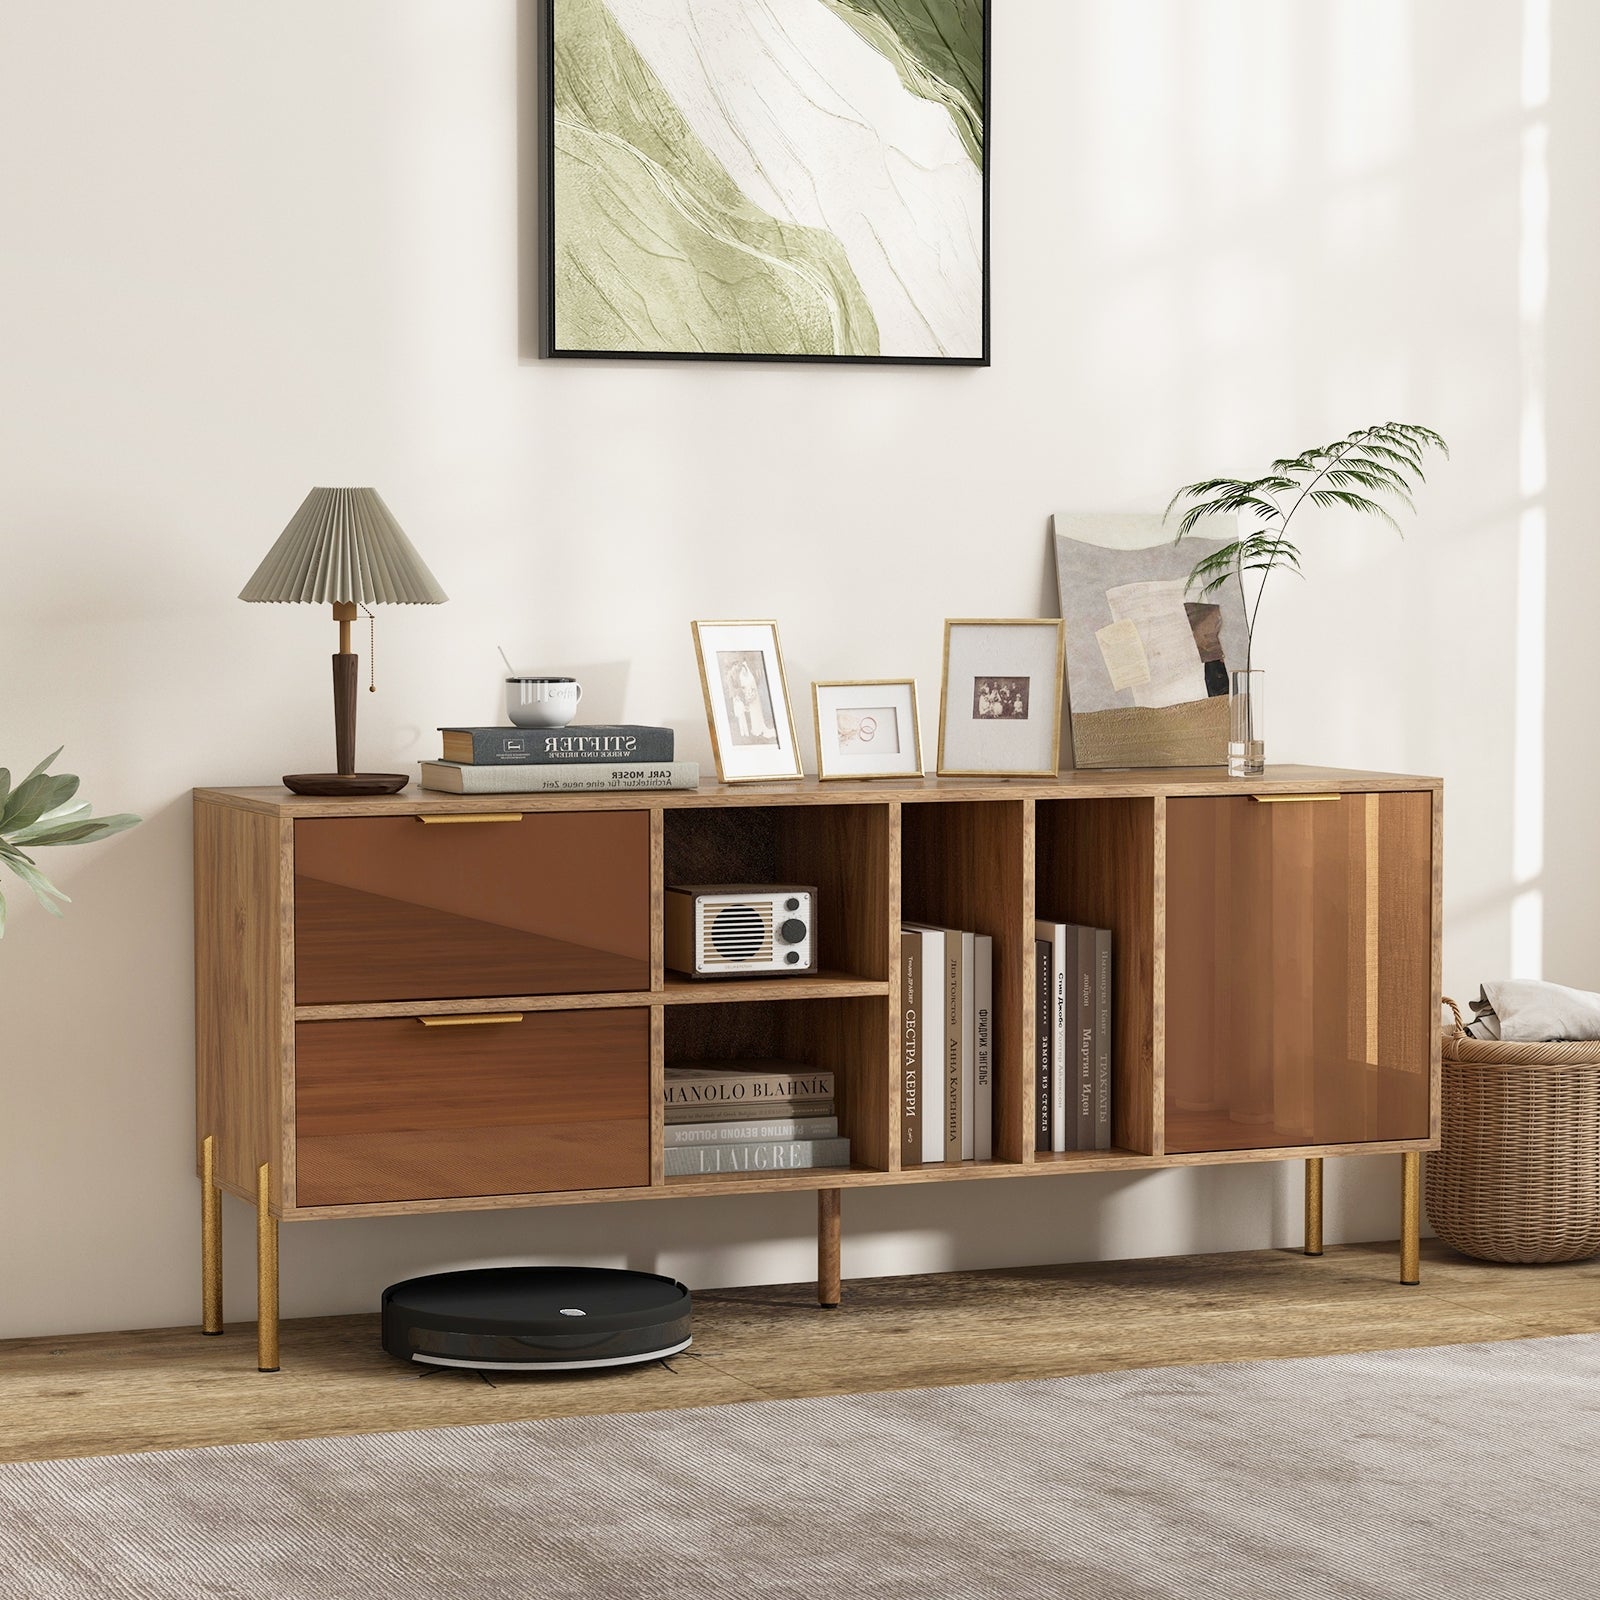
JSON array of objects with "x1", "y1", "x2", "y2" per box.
[{"x1": 194, "y1": 798, "x2": 283, "y2": 1201}]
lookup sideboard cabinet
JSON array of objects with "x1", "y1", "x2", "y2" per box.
[{"x1": 194, "y1": 766, "x2": 1441, "y2": 1370}]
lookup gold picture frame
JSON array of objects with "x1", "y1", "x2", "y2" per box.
[
  {"x1": 937, "y1": 619, "x2": 1066, "y2": 777},
  {"x1": 691, "y1": 620, "x2": 804, "y2": 784},
  {"x1": 811, "y1": 679, "x2": 924, "y2": 781}
]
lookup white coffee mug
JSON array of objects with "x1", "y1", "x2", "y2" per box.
[{"x1": 507, "y1": 677, "x2": 583, "y2": 729}]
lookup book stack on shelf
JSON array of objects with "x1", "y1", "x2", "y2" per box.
[
  {"x1": 664, "y1": 1065, "x2": 849, "y2": 1176},
  {"x1": 419, "y1": 725, "x2": 698, "y2": 794},
  {"x1": 1035, "y1": 920, "x2": 1112, "y2": 1152},
  {"x1": 900, "y1": 923, "x2": 994, "y2": 1165}
]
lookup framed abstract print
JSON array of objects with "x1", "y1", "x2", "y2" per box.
[{"x1": 548, "y1": 0, "x2": 989, "y2": 364}]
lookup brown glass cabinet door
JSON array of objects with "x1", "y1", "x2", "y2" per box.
[
  {"x1": 295, "y1": 1008, "x2": 650, "y2": 1206},
  {"x1": 294, "y1": 812, "x2": 650, "y2": 1004},
  {"x1": 1164, "y1": 792, "x2": 1433, "y2": 1153}
]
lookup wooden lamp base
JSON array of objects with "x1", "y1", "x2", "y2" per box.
[{"x1": 282, "y1": 772, "x2": 409, "y2": 797}]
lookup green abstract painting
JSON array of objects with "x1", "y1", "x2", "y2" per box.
[{"x1": 548, "y1": 0, "x2": 988, "y2": 363}]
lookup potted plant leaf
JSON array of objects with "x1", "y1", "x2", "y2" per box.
[
  {"x1": 0, "y1": 749, "x2": 140, "y2": 936},
  {"x1": 1167, "y1": 421, "x2": 1448, "y2": 774}
]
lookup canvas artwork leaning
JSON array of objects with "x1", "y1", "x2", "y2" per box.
[
  {"x1": 548, "y1": 0, "x2": 988, "y2": 363},
  {"x1": 1053, "y1": 512, "x2": 1250, "y2": 769}
]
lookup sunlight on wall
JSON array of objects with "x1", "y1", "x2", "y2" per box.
[{"x1": 1511, "y1": 0, "x2": 1550, "y2": 977}]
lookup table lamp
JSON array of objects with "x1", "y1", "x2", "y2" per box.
[{"x1": 241, "y1": 487, "x2": 447, "y2": 796}]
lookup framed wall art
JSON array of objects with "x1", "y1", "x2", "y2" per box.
[
  {"x1": 547, "y1": 0, "x2": 989, "y2": 365},
  {"x1": 692, "y1": 620, "x2": 804, "y2": 783},
  {"x1": 1053, "y1": 511, "x2": 1249, "y2": 769},
  {"x1": 812, "y1": 679, "x2": 924, "y2": 781},
  {"x1": 937, "y1": 619, "x2": 1065, "y2": 777}
]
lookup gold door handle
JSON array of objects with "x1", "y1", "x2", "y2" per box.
[
  {"x1": 415, "y1": 813, "x2": 522, "y2": 825},
  {"x1": 417, "y1": 1012, "x2": 525, "y2": 1027},
  {"x1": 1248, "y1": 794, "x2": 1342, "y2": 804}
]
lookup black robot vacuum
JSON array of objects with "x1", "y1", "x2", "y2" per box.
[{"x1": 381, "y1": 1266, "x2": 692, "y2": 1371}]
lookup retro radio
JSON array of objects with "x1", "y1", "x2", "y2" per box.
[{"x1": 664, "y1": 886, "x2": 817, "y2": 978}]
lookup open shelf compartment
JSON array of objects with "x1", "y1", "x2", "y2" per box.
[{"x1": 1034, "y1": 797, "x2": 1161, "y2": 1158}]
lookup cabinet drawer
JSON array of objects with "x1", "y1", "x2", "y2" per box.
[
  {"x1": 294, "y1": 1009, "x2": 649, "y2": 1206},
  {"x1": 293, "y1": 812, "x2": 650, "y2": 1004},
  {"x1": 1164, "y1": 791, "x2": 1433, "y2": 1153}
]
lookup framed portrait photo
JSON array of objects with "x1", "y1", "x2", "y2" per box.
[
  {"x1": 692, "y1": 621, "x2": 804, "y2": 784},
  {"x1": 812, "y1": 680, "x2": 924, "y2": 781},
  {"x1": 937, "y1": 619, "x2": 1066, "y2": 777}
]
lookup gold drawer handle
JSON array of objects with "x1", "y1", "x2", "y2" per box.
[
  {"x1": 417, "y1": 1012, "x2": 525, "y2": 1027},
  {"x1": 415, "y1": 813, "x2": 522, "y2": 825},
  {"x1": 1249, "y1": 794, "x2": 1342, "y2": 804}
]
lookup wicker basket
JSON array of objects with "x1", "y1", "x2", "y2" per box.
[{"x1": 1427, "y1": 998, "x2": 1600, "y2": 1263}]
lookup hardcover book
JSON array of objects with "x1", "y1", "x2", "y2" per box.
[
  {"x1": 974, "y1": 933, "x2": 994, "y2": 1161},
  {"x1": 1035, "y1": 938, "x2": 1052, "y2": 1152},
  {"x1": 1093, "y1": 927, "x2": 1113, "y2": 1151},
  {"x1": 664, "y1": 1137, "x2": 851, "y2": 1177},
  {"x1": 663, "y1": 1066, "x2": 835, "y2": 1106},
  {"x1": 665, "y1": 1097, "x2": 833, "y2": 1124},
  {"x1": 957, "y1": 929, "x2": 976, "y2": 1161},
  {"x1": 1073, "y1": 925, "x2": 1095, "y2": 1152},
  {"x1": 901, "y1": 929, "x2": 923, "y2": 1166},
  {"x1": 419, "y1": 760, "x2": 698, "y2": 794},
  {"x1": 439, "y1": 725, "x2": 675, "y2": 765},
  {"x1": 1035, "y1": 920, "x2": 1069, "y2": 1153},
  {"x1": 904, "y1": 924, "x2": 948, "y2": 1164},
  {"x1": 663, "y1": 1116, "x2": 839, "y2": 1148}
]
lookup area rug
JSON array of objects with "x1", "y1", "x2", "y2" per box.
[{"x1": 3, "y1": 1334, "x2": 1597, "y2": 1599}]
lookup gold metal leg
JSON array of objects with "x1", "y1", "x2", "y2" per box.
[
  {"x1": 256, "y1": 1163, "x2": 280, "y2": 1371},
  {"x1": 201, "y1": 1135, "x2": 224, "y2": 1335},
  {"x1": 1304, "y1": 1157, "x2": 1324, "y2": 1257},
  {"x1": 818, "y1": 1188, "x2": 841, "y2": 1309},
  {"x1": 1400, "y1": 1151, "x2": 1421, "y2": 1286}
]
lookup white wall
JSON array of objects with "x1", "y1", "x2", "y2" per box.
[{"x1": 1, "y1": 0, "x2": 1595, "y2": 1339}]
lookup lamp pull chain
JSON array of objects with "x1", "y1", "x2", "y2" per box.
[{"x1": 361, "y1": 605, "x2": 376, "y2": 692}]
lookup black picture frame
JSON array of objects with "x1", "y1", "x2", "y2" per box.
[{"x1": 543, "y1": 0, "x2": 991, "y2": 367}]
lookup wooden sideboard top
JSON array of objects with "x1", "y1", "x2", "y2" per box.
[{"x1": 195, "y1": 764, "x2": 1442, "y2": 817}]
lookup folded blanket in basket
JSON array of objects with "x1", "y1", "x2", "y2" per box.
[{"x1": 1467, "y1": 979, "x2": 1600, "y2": 1042}]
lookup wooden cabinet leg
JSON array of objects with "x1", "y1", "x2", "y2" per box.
[
  {"x1": 201, "y1": 1135, "x2": 224, "y2": 1335},
  {"x1": 1400, "y1": 1150, "x2": 1421, "y2": 1286},
  {"x1": 1304, "y1": 1157, "x2": 1324, "y2": 1257},
  {"x1": 256, "y1": 1163, "x2": 280, "y2": 1371},
  {"x1": 818, "y1": 1188, "x2": 841, "y2": 1309}
]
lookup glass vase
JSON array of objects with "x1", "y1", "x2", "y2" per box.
[{"x1": 1228, "y1": 669, "x2": 1265, "y2": 777}]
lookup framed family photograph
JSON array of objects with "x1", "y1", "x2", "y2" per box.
[
  {"x1": 811, "y1": 680, "x2": 924, "y2": 781},
  {"x1": 937, "y1": 619, "x2": 1066, "y2": 777},
  {"x1": 692, "y1": 620, "x2": 804, "y2": 784}
]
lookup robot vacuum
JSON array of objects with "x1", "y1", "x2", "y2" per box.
[{"x1": 381, "y1": 1266, "x2": 692, "y2": 1371}]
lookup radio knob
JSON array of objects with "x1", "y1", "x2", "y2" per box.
[
  {"x1": 779, "y1": 918, "x2": 807, "y2": 945},
  {"x1": 785, "y1": 951, "x2": 801, "y2": 964},
  {"x1": 785, "y1": 897, "x2": 801, "y2": 912}
]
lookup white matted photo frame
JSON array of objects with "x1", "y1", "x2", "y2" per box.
[
  {"x1": 937, "y1": 619, "x2": 1066, "y2": 777},
  {"x1": 692, "y1": 620, "x2": 804, "y2": 784},
  {"x1": 811, "y1": 680, "x2": 924, "y2": 781}
]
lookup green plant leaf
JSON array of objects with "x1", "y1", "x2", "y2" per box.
[
  {"x1": 10, "y1": 812, "x2": 141, "y2": 848},
  {"x1": 4, "y1": 853, "x2": 70, "y2": 913},
  {"x1": 1, "y1": 771, "x2": 80, "y2": 834}
]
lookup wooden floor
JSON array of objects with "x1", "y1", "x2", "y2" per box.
[{"x1": 3, "y1": 1240, "x2": 1596, "y2": 1466}]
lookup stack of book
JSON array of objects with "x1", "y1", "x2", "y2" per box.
[
  {"x1": 663, "y1": 1064, "x2": 849, "y2": 1176},
  {"x1": 900, "y1": 923, "x2": 994, "y2": 1164},
  {"x1": 1035, "y1": 920, "x2": 1112, "y2": 1152},
  {"x1": 419, "y1": 725, "x2": 698, "y2": 793}
]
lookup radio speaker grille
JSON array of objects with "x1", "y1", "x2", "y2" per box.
[{"x1": 702, "y1": 903, "x2": 773, "y2": 965}]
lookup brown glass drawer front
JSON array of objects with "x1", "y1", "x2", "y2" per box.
[
  {"x1": 294, "y1": 812, "x2": 650, "y2": 1004},
  {"x1": 295, "y1": 1009, "x2": 649, "y2": 1206},
  {"x1": 1164, "y1": 791, "x2": 1433, "y2": 1154}
]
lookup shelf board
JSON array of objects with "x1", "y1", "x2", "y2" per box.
[
  {"x1": 661, "y1": 972, "x2": 887, "y2": 1004},
  {"x1": 663, "y1": 1163, "x2": 876, "y2": 1194}
]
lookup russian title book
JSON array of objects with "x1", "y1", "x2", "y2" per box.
[
  {"x1": 663, "y1": 1066, "x2": 834, "y2": 1107},
  {"x1": 439, "y1": 725, "x2": 675, "y2": 765},
  {"x1": 665, "y1": 1137, "x2": 851, "y2": 1177},
  {"x1": 973, "y1": 933, "x2": 994, "y2": 1161},
  {"x1": 1035, "y1": 920, "x2": 1069, "y2": 1152},
  {"x1": 903, "y1": 924, "x2": 948, "y2": 1165},
  {"x1": 663, "y1": 1116, "x2": 839, "y2": 1148},
  {"x1": 1093, "y1": 927, "x2": 1113, "y2": 1150},
  {"x1": 901, "y1": 929, "x2": 924, "y2": 1165},
  {"x1": 1073, "y1": 925, "x2": 1095, "y2": 1152},
  {"x1": 1035, "y1": 938, "x2": 1052, "y2": 1151},
  {"x1": 419, "y1": 760, "x2": 698, "y2": 794}
]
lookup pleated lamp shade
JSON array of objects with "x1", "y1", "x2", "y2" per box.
[{"x1": 239, "y1": 488, "x2": 447, "y2": 605}]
